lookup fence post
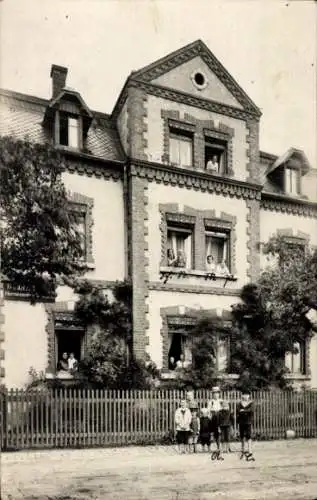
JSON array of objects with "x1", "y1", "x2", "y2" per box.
[{"x1": 0, "y1": 385, "x2": 7, "y2": 451}]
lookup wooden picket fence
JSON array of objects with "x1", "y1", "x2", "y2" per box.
[{"x1": 1, "y1": 388, "x2": 317, "y2": 451}]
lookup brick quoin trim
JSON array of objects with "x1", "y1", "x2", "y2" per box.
[
  {"x1": 130, "y1": 175, "x2": 149, "y2": 361},
  {"x1": 246, "y1": 119, "x2": 260, "y2": 183},
  {"x1": 161, "y1": 109, "x2": 234, "y2": 176},
  {"x1": 159, "y1": 203, "x2": 237, "y2": 274},
  {"x1": 127, "y1": 87, "x2": 148, "y2": 160},
  {"x1": 0, "y1": 281, "x2": 5, "y2": 379},
  {"x1": 160, "y1": 305, "x2": 232, "y2": 370},
  {"x1": 246, "y1": 199, "x2": 261, "y2": 282}
]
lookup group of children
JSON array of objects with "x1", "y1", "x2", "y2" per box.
[{"x1": 174, "y1": 386, "x2": 254, "y2": 461}]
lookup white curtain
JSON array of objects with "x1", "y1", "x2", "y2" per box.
[
  {"x1": 170, "y1": 136, "x2": 192, "y2": 167},
  {"x1": 217, "y1": 339, "x2": 228, "y2": 372},
  {"x1": 68, "y1": 117, "x2": 79, "y2": 148}
]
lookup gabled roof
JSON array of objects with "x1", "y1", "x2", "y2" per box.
[
  {"x1": 130, "y1": 39, "x2": 261, "y2": 117},
  {"x1": 267, "y1": 148, "x2": 311, "y2": 175},
  {"x1": 0, "y1": 89, "x2": 125, "y2": 162},
  {"x1": 48, "y1": 88, "x2": 93, "y2": 118}
]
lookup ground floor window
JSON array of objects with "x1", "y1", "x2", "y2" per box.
[
  {"x1": 55, "y1": 321, "x2": 85, "y2": 374},
  {"x1": 168, "y1": 328, "x2": 193, "y2": 370},
  {"x1": 214, "y1": 336, "x2": 230, "y2": 372},
  {"x1": 285, "y1": 342, "x2": 306, "y2": 375}
]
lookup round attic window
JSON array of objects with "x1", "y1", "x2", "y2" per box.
[
  {"x1": 194, "y1": 72, "x2": 205, "y2": 86},
  {"x1": 191, "y1": 70, "x2": 208, "y2": 90}
]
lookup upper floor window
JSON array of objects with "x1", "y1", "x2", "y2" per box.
[
  {"x1": 72, "y1": 211, "x2": 87, "y2": 260},
  {"x1": 205, "y1": 229, "x2": 230, "y2": 275},
  {"x1": 169, "y1": 128, "x2": 193, "y2": 168},
  {"x1": 285, "y1": 168, "x2": 300, "y2": 195},
  {"x1": 59, "y1": 113, "x2": 80, "y2": 148},
  {"x1": 205, "y1": 137, "x2": 227, "y2": 174},
  {"x1": 167, "y1": 226, "x2": 193, "y2": 269}
]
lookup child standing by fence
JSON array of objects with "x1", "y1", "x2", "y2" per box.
[
  {"x1": 174, "y1": 400, "x2": 192, "y2": 453},
  {"x1": 188, "y1": 409, "x2": 200, "y2": 453},
  {"x1": 199, "y1": 407, "x2": 212, "y2": 452},
  {"x1": 237, "y1": 391, "x2": 255, "y2": 461},
  {"x1": 218, "y1": 400, "x2": 234, "y2": 455}
]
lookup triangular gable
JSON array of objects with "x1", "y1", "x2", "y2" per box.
[
  {"x1": 132, "y1": 39, "x2": 261, "y2": 116},
  {"x1": 267, "y1": 148, "x2": 311, "y2": 175}
]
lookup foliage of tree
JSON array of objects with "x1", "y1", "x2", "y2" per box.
[
  {"x1": 176, "y1": 317, "x2": 230, "y2": 389},
  {"x1": 73, "y1": 279, "x2": 159, "y2": 389},
  {"x1": 186, "y1": 237, "x2": 317, "y2": 391},
  {"x1": 0, "y1": 136, "x2": 84, "y2": 302}
]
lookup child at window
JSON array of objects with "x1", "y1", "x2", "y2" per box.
[
  {"x1": 57, "y1": 352, "x2": 69, "y2": 372},
  {"x1": 176, "y1": 249, "x2": 186, "y2": 268},
  {"x1": 199, "y1": 407, "x2": 212, "y2": 452},
  {"x1": 174, "y1": 399, "x2": 192, "y2": 453},
  {"x1": 219, "y1": 400, "x2": 234, "y2": 455},
  {"x1": 216, "y1": 260, "x2": 230, "y2": 276},
  {"x1": 206, "y1": 254, "x2": 216, "y2": 273},
  {"x1": 237, "y1": 391, "x2": 255, "y2": 461},
  {"x1": 206, "y1": 155, "x2": 219, "y2": 173},
  {"x1": 68, "y1": 352, "x2": 78, "y2": 372},
  {"x1": 167, "y1": 248, "x2": 177, "y2": 267},
  {"x1": 188, "y1": 409, "x2": 200, "y2": 453}
]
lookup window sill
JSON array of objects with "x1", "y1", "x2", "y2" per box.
[
  {"x1": 160, "y1": 370, "x2": 239, "y2": 380},
  {"x1": 46, "y1": 371, "x2": 75, "y2": 380},
  {"x1": 284, "y1": 373, "x2": 310, "y2": 381},
  {"x1": 159, "y1": 267, "x2": 237, "y2": 285},
  {"x1": 75, "y1": 260, "x2": 95, "y2": 271}
]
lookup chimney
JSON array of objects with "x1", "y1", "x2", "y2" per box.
[{"x1": 50, "y1": 64, "x2": 68, "y2": 98}]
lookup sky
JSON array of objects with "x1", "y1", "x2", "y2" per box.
[{"x1": 1, "y1": 0, "x2": 316, "y2": 165}]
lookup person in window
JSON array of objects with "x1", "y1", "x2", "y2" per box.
[
  {"x1": 169, "y1": 356, "x2": 176, "y2": 370},
  {"x1": 57, "y1": 352, "x2": 69, "y2": 372},
  {"x1": 216, "y1": 260, "x2": 230, "y2": 276},
  {"x1": 206, "y1": 155, "x2": 219, "y2": 173},
  {"x1": 176, "y1": 353, "x2": 191, "y2": 370},
  {"x1": 176, "y1": 249, "x2": 187, "y2": 268},
  {"x1": 206, "y1": 254, "x2": 216, "y2": 273},
  {"x1": 167, "y1": 248, "x2": 177, "y2": 267},
  {"x1": 68, "y1": 352, "x2": 78, "y2": 372}
]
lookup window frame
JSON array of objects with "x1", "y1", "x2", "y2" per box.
[
  {"x1": 205, "y1": 229, "x2": 231, "y2": 272},
  {"x1": 68, "y1": 193, "x2": 94, "y2": 266},
  {"x1": 285, "y1": 167, "x2": 301, "y2": 195},
  {"x1": 285, "y1": 341, "x2": 306, "y2": 375},
  {"x1": 204, "y1": 137, "x2": 228, "y2": 174},
  {"x1": 167, "y1": 225, "x2": 194, "y2": 270},
  {"x1": 169, "y1": 127, "x2": 194, "y2": 168},
  {"x1": 55, "y1": 110, "x2": 83, "y2": 150}
]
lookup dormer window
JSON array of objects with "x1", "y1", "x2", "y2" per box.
[
  {"x1": 285, "y1": 167, "x2": 300, "y2": 195},
  {"x1": 59, "y1": 113, "x2": 80, "y2": 148}
]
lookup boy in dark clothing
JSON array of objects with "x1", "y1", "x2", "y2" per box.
[
  {"x1": 237, "y1": 391, "x2": 255, "y2": 461},
  {"x1": 199, "y1": 407, "x2": 212, "y2": 452},
  {"x1": 219, "y1": 400, "x2": 234, "y2": 454},
  {"x1": 188, "y1": 409, "x2": 200, "y2": 453}
]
